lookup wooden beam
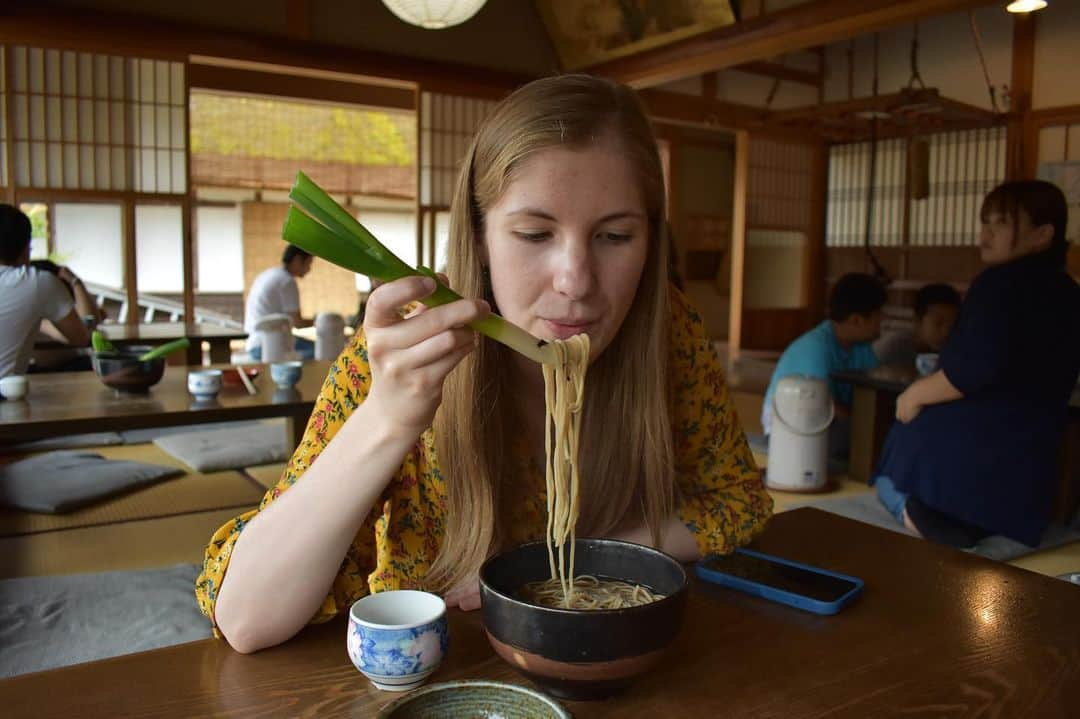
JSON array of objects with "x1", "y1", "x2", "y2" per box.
[
  {"x1": 0, "y1": 4, "x2": 530, "y2": 100},
  {"x1": 728, "y1": 130, "x2": 750, "y2": 360},
  {"x1": 3, "y1": 45, "x2": 15, "y2": 204},
  {"x1": 122, "y1": 201, "x2": 137, "y2": 327},
  {"x1": 1007, "y1": 11, "x2": 1036, "y2": 179},
  {"x1": 1031, "y1": 105, "x2": 1080, "y2": 127},
  {"x1": 187, "y1": 63, "x2": 416, "y2": 110},
  {"x1": 589, "y1": 0, "x2": 997, "y2": 89},
  {"x1": 732, "y1": 60, "x2": 822, "y2": 87},
  {"x1": 805, "y1": 141, "x2": 828, "y2": 319},
  {"x1": 639, "y1": 89, "x2": 815, "y2": 141}
]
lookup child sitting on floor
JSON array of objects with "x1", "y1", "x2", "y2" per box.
[
  {"x1": 761, "y1": 272, "x2": 886, "y2": 459},
  {"x1": 873, "y1": 283, "x2": 961, "y2": 369}
]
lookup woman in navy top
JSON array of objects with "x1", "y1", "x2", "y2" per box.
[{"x1": 876, "y1": 180, "x2": 1080, "y2": 548}]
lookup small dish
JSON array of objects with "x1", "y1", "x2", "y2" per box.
[
  {"x1": 0, "y1": 375, "x2": 28, "y2": 400},
  {"x1": 270, "y1": 360, "x2": 303, "y2": 389},
  {"x1": 222, "y1": 366, "x2": 260, "y2": 387},
  {"x1": 376, "y1": 680, "x2": 571, "y2": 719}
]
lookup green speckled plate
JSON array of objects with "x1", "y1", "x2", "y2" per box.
[{"x1": 376, "y1": 680, "x2": 572, "y2": 719}]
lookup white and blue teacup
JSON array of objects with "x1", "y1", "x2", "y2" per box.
[
  {"x1": 347, "y1": 590, "x2": 448, "y2": 692},
  {"x1": 187, "y1": 369, "x2": 223, "y2": 400},
  {"x1": 915, "y1": 352, "x2": 940, "y2": 377},
  {"x1": 269, "y1": 361, "x2": 303, "y2": 389}
]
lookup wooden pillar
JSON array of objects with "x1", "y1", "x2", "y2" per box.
[
  {"x1": 805, "y1": 141, "x2": 827, "y2": 321},
  {"x1": 182, "y1": 61, "x2": 195, "y2": 325},
  {"x1": 1006, "y1": 12, "x2": 1036, "y2": 179},
  {"x1": 728, "y1": 130, "x2": 750, "y2": 362},
  {"x1": 3, "y1": 46, "x2": 15, "y2": 204},
  {"x1": 123, "y1": 200, "x2": 138, "y2": 326}
]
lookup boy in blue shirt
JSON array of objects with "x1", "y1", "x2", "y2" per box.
[{"x1": 761, "y1": 273, "x2": 886, "y2": 458}]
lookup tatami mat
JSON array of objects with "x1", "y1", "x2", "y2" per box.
[
  {"x1": 0, "y1": 444, "x2": 264, "y2": 537},
  {"x1": 243, "y1": 462, "x2": 287, "y2": 490},
  {"x1": 0, "y1": 508, "x2": 243, "y2": 579}
]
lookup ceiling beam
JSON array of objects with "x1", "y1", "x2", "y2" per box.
[
  {"x1": 187, "y1": 63, "x2": 416, "y2": 110},
  {"x1": 0, "y1": 2, "x2": 532, "y2": 100},
  {"x1": 731, "y1": 61, "x2": 822, "y2": 87},
  {"x1": 589, "y1": 0, "x2": 997, "y2": 89}
]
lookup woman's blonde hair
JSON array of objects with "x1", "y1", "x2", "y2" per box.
[{"x1": 427, "y1": 74, "x2": 675, "y2": 591}]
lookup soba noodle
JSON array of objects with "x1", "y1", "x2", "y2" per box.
[{"x1": 521, "y1": 334, "x2": 663, "y2": 610}]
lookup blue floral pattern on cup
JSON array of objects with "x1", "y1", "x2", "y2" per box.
[{"x1": 347, "y1": 617, "x2": 448, "y2": 678}]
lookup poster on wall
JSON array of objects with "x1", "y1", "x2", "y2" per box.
[
  {"x1": 535, "y1": 0, "x2": 737, "y2": 71},
  {"x1": 1037, "y1": 161, "x2": 1080, "y2": 244}
]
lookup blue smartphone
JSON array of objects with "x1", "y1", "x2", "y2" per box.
[{"x1": 695, "y1": 548, "x2": 863, "y2": 615}]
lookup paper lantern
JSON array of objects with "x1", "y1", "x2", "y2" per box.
[{"x1": 381, "y1": 0, "x2": 488, "y2": 29}]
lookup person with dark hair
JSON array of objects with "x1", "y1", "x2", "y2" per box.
[
  {"x1": 28, "y1": 259, "x2": 108, "y2": 372},
  {"x1": 761, "y1": 272, "x2": 887, "y2": 455},
  {"x1": 243, "y1": 244, "x2": 315, "y2": 360},
  {"x1": 873, "y1": 283, "x2": 962, "y2": 368},
  {"x1": 0, "y1": 204, "x2": 92, "y2": 377},
  {"x1": 875, "y1": 180, "x2": 1080, "y2": 549}
]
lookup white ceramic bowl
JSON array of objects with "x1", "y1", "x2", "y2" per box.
[
  {"x1": 347, "y1": 590, "x2": 448, "y2": 692},
  {"x1": 0, "y1": 375, "x2": 28, "y2": 400},
  {"x1": 187, "y1": 369, "x2": 223, "y2": 400}
]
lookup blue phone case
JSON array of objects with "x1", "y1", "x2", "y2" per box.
[{"x1": 694, "y1": 548, "x2": 863, "y2": 615}]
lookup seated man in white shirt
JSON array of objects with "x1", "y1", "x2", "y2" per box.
[
  {"x1": 243, "y1": 245, "x2": 315, "y2": 361},
  {"x1": 0, "y1": 204, "x2": 92, "y2": 378}
]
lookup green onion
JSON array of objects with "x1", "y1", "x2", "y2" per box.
[{"x1": 283, "y1": 172, "x2": 555, "y2": 365}]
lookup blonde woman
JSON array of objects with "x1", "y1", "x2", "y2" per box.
[{"x1": 198, "y1": 74, "x2": 772, "y2": 653}]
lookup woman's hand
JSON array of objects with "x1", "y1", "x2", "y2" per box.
[
  {"x1": 895, "y1": 385, "x2": 924, "y2": 423},
  {"x1": 362, "y1": 276, "x2": 489, "y2": 437},
  {"x1": 444, "y1": 575, "x2": 481, "y2": 611}
]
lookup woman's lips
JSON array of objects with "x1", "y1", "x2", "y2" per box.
[{"x1": 543, "y1": 319, "x2": 593, "y2": 340}]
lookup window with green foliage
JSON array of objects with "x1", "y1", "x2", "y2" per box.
[{"x1": 189, "y1": 92, "x2": 415, "y2": 195}]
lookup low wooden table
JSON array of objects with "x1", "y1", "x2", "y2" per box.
[
  {"x1": 0, "y1": 360, "x2": 331, "y2": 449},
  {"x1": 831, "y1": 367, "x2": 915, "y2": 484},
  {"x1": 2, "y1": 508, "x2": 1077, "y2": 718}
]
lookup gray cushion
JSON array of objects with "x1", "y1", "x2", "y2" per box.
[
  {"x1": 0, "y1": 451, "x2": 183, "y2": 514},
  {"x1": 793, "y1": 492, "x2": 1080, "y2": 561},
  {"x1": 119, "y1": 420, "x2": 271, "y2": 445},
  {"x1": 9, "y1": 432, "x2": 124, "y2": 451},
  {"x1": 153, "y1": 423, "x2": 287, "y2": 472},
  {"x1": 0, "y1": 563, "x2": 212, "y2": 678}
]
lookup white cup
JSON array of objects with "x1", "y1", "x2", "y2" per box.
[
  {"x1": 187, "y1": 369, "x2": 223, "y2": 400},
  {"x1": 0, "y1": 375, "x2": 28, "y2": 400}
]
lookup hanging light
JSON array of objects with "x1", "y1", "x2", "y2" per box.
[
  {"x1": 380, "y1": 0, "x2": 488, "y2": 29},
  {"x1": 1006, "y1": 0, "x2": 1047, "y2": 13}
]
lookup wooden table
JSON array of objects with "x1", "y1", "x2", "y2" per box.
[
  {"x1": 99, "y1": 322, "x2": 248, "y2": 365},
  {"x1": 3, "y1": 508, "x2": 1078, "y2": 718},
  {"x1": 831, "y1": 367, "x2": 915, "y2": 484},
  {"x1": 0, "y1": 360, "x2": 330, "y2": 449}
]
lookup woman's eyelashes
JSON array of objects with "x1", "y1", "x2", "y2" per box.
[
  {"x1": 511, "y1": 229, "x2": 636, "y2": 244},
  {"x1": 513, "y1": 230, "x2": 551, "y2": 242}
]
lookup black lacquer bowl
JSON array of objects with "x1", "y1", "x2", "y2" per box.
[
  {"x1": 479, "y1": 538, "x2": 687, "y2": 701},
  {"x1": 91, "y1": 346, "x2": 165, "y2": 393}
]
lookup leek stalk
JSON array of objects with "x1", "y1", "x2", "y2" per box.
[{"x1": 283, "y1": 172, "x2": 555, "y2": 365}]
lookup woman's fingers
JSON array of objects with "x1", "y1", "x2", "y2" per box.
[{"x1": 364, "y1": 276, "x2": 436, "y2": 329}]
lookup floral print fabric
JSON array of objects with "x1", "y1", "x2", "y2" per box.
[{"x1": 196, "y1": 288, "x2": 772, "y2": 630}]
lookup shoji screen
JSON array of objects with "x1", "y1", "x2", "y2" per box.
[
  {"x1": 8, "y1": 46, "x2": 186, "y2": 194},
  {"x1": 826, "y1": 127, "x2": 1005, "y2": 249}
]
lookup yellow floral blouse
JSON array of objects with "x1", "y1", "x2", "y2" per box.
[{"x1": 196, "y1": 288, "x2": 772, "y2": 630}]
